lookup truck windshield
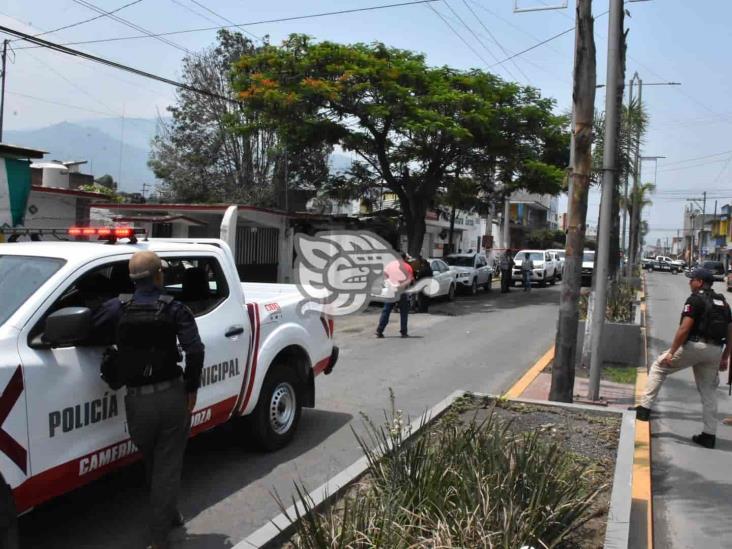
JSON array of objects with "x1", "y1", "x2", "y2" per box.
[
  {"x1": 583, "y1": 252, "x2": 595, "y2": 262},
  {"x1": 0, "y1": 255, "x2": 65, "y2": 327}
]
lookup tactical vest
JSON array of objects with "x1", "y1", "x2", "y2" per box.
[
  {"x1": 116, "y1": 294, "x2": 179, "y2": 383},
  {"x1": 697, "y1": 290, "x2": 730, "y2": 344}
]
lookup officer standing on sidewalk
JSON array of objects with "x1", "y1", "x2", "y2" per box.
[
  {"x1": 634, "y1": 267, "x2": 732, "y2": 449},
  {"x1": 499, "y1": 250, "x2": 514, "y2": 293},
  {"x1": 94, "y1": 251, "x2": 205, "y2": 548}
]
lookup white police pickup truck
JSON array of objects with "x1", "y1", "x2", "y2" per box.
[{"x1": 0, "y1": 208, "x2": 338, "y2": 542}]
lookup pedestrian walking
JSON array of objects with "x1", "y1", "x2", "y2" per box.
[
  {"x1": 634, "y1": 267, "x2": 732, "y2": 449},
  {"x1": 376, "y1": 253, "x2": 414, "y2": 338},
  {"x1": 521, "y1": 252, "x2": 534, "y2": 292},
  {"x1": 93, "y1": 251, "x2": 205, "y2": 548},
  {"x1": 499, "y1": 251, "x2": 514, "y2": 293}
]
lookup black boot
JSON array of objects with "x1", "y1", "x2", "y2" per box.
[
  {"x1": 692, "y1": 432, "x2": 716, "y2": 449},
  {"x1": 632, "y1": 406, "x2": 651, "y2": 421}
]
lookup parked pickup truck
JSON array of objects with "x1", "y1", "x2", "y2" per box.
[
  {"x1": 0, "y1": 207, "x2": 338, "y2": 542},
  {"x1": 649, "y1": 256, "x2": 681, "y2": 274}
]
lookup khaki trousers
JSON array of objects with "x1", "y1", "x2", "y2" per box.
[{"x1": 641, "y1": 340, "x2": 721, "y2": 434}]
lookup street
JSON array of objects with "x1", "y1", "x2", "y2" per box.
[
  {"x1": 645, "y1": 271, "x2": 732, "y2": 548},
  {"x1": 17, "y1": 284, "x2": 560, "y2": 548}
]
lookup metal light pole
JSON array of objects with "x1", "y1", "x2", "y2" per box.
[
  {"x1": 0, "y1": 40, "x2": 8, "y2": 142},
  {"x1": 587, "y1": 0, "x2": 624, "y2": 401}
]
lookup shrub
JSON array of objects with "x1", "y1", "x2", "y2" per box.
[{"x1": 280, "y1": 395, "x2": 604, "y2": 548}]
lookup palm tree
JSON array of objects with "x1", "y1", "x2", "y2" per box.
[{"x1": 624, "y1": 181, "x2": 655, "y2": 268}]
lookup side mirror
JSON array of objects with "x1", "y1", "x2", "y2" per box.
[{"x1": 44, "y1": 307, "x2": 92, "y2": 348}]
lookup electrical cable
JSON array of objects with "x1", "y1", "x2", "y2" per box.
[
  {"x1": 10, "y1": 0, "x2": 143, "y2": 42},
  {"x1": 13, "y1": 0, "x2": 440, "y2": 50},
  {"x1": 490, "y1": 10, "x2": 608, "y2": 67},
  {"x1": 6, "y1": 90, "x2": 117, "y2": 116},
  {"x1": 0, "y1": 24, "x2": 233, "y2": 102},
  {"x1": 440, "y1": 1, "x2": 504, "y2": 69},
  {"x1": 70, "y1": 0, "x2": 190, "y2": 54},
  {"x1": 460, "y1": 0, "x2": 530, "y2": 83},
  {"x1": 657, "y1": 149, "x2": 732, "y2": 168},
  {"x1": 186, "y1": 0, "x2": 261, "y2": 41},
  {"x1": 426, "y1": 3, "x2": 493, "y2": 70}
]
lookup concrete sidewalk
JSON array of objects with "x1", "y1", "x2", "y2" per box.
[{"x1": 645, "y1": 272, "x2": 732, "y2": 548}]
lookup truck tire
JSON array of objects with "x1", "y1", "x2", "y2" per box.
[
  {"x1": 483, "y1": 275, "x2": 492, "y2": 291},
  {"x1": 447, "y1": 283, "x2": 456, "y2": 301},
  {"x1": 0, "y1": 482, "x2": 18, "y2": 549},
  {"x1": 470, "y1": 279, "x2": 478, "y2": 295},
  {"x1": 247, "y1": 363, "x2": 302, "y2": 452},
  {"x1": 550, "y1": 272, "x2": 557, "y2": 285},
  {"x1": 539, "y1": 273, "x2": 547, "y2": 288}
]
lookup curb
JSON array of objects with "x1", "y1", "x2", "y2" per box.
[
  {"x1": 630, "y1": 272, "x2": 653, "y2": 549},
  {"x1": 235, "y1": 391, "x2": 636, "y2": 549},
  {"x1": 504, "y1": 345, "x2": 554, "y2": 398},
  {"x1": 233, "y1": 390, "x2": 464, "y2": 549}
]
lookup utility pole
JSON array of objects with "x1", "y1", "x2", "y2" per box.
[
  {"x1": 701, "y1": 191, "x2": 707, "y2": 259},
  {"x1": 550, "y1": 0, "x2": 596, "y2": 403},
  {"x1": 621, "y1": 72, "x2": 639, "y2": 275},
  {"x1": 141, "y1": 182, "x2": 151, "y2": 200},
  {"x1": 0, "y1": 39, "x2": 8, "y2": 142},
  {"x1": 587, "y1": 0, "x2": 624, "y2": 402}
]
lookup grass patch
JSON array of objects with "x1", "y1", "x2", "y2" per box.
[
  {"x1": 603, "y1": 366, "x2": 637, "y2": 385},
  {"x1": 279, "y1": 392, "x2": 610, "y2": 548}
]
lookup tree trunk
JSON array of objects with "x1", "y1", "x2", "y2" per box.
[
  {"x1": 406, "y1": 214, "x2": 427, "y2": 257},
  {"x1": 550, "y1": 0, "x2": 596, "y2": 403}
]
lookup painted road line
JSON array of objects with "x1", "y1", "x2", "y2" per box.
[
  {"x1": 630, "y1": 273, "x2": 653, "y2": 549},
  {"x1": 504, "y1": 345, "x2": 554, "y2": 399}
]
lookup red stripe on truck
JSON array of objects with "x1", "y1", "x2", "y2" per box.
[
  {"x1": 238, "y1": 303, "x2": 261, "y2": 414},
  {"x1": 12, "y1": 396, "x2": 236, "y2": 513}
]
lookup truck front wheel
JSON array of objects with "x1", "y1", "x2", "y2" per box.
[{"x1": 247, "y1": 363, "x2": 302, "y2": 451}]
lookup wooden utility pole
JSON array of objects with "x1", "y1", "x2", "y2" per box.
[
  {"x1": 608, "y1": 24, "x2": 627, "y2": 279},
  {"x1": 550, "y1": 0, "x2": 596, "y2": 403}
]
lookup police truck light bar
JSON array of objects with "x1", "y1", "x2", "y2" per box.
[{"x1": 0, "y1": 226, "x2": 146, "y2": 243}]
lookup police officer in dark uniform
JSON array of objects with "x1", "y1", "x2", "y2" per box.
[
  {"x1": 93, "y1": 251, "x2": 204, "y2": 548},
  {"x1": 634, "y1": 267, "x2": 732, "y2": 449}
]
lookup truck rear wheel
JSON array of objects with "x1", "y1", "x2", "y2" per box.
[
  {"x1": 0, "y1": 482, "x2": 18, "y2": 549},
  {"x1": 247, "y1": 363, "x2": 302, "y2": 451}
]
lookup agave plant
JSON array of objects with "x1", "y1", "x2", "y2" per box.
[{"x1": 279, "y1": 395, "x2": 607, "y2": 548}]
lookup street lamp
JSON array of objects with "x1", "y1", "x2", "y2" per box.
[{"x1": 623, "y1": 74, "x2": 681, "y2": 272}]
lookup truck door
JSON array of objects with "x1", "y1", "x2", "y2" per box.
[
  {"x1": 17, "y1": 256, "x2": 135, "y2": 498},
  {"x1": 159, "y1": 254, "x2": 249, "y2": 432},
  {"x1": 0, "y1": 343, "x2": 30, "y2": 497}
]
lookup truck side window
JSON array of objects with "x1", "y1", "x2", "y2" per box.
[{"x1": 162, "y1": 257, "x2": 230, "y2": 316}]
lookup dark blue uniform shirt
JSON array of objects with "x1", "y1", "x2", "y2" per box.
[{"x1": 93, "y1": 281, "x2": 205, "y2": 392}]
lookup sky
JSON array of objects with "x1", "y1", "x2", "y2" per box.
[{"x1": 1, "y1": 0, "x2": 731, "y2": 247}]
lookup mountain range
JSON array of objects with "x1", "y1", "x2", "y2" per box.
[{"x1": 5, "y1": 117, "x2": 354, "y2": 194}]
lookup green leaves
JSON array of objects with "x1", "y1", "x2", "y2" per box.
[{"x1": 232, "y1": 34, "x2": 569, "y2": 253}]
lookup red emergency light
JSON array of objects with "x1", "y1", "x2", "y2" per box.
[{"x1": 67, "y1": 226, "x2": 144, "y2": 242}]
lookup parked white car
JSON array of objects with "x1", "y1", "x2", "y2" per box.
[
  {"x1": 427, "y1": 258, "x2": 458, "y2": 300},
  {"x1": 547, "y1": 249, "x2": 565, "y2": 280},
  {"x1": 444, "y1": 253, "x2": 493, "y2": 294},
  {"x1": 511, "y1": 249, "x2": 558, "y2": 287}
]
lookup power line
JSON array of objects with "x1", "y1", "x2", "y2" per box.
[
  {"x1": 13, "y1": 0, "x2": 440, "y2": 50},
  {"x1": 0, "y1": 24, "x2": 232, "y2": 102},
  {"x1": 70, "y1": 0, "x2": 190, "y2": 54},
  {"x1": 6, "y1": 90, "x2": 117, "y2": 116},
  {"x1": 658, "y1": 149, "x2": 732, "y2": 168},
  {"x1": 186, "y1": 0, "x2": 261, "y2": 41},
  {"x1": 490, "y1": 10, "x2": 609, "y2": 67},
  {"x1": 440, "y1": 1, "x2": 509, "y2": 76},
  {"x1": 426, "y1": 3, "x2": 493, "y2": 70},
  {"x1": 11, "y1": 0, "x2": 143, "y2": 42},
  {"x1": 658, "y1": 158, "x2": 732, "y2": 173},
  {"x1": 460, "y1": 0, "x2": 530, "y2": 83}
]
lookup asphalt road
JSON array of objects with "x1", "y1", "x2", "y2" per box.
[
  {"x1": 18, "y1": 283, "x2": 560, "y2": 548},
  {"x1": 645, "y1": 271, "x2": 732, "y2": 548}
]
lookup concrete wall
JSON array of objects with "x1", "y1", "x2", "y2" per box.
[
  {"x1": 24, "y1": 190, "x2": 78, "y2": 228},
  {"x1": 577, "y1": 319, "x2": 642, "y2": 366}
]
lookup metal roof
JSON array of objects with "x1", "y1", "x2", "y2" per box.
[{"x1": 0, "y1": 143, "x2": 47, "y2": 159}]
